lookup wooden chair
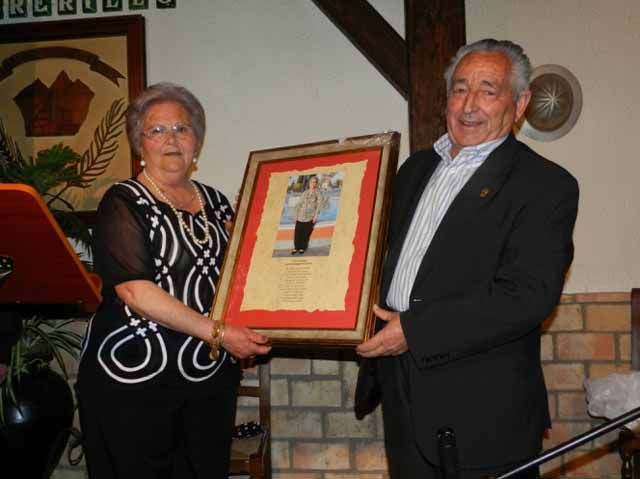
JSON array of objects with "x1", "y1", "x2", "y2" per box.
[
  {"x1": 619, "y1": 289, "x2": 640, "y2": 479},
  {"x1": 229, "y1": 361, "x2": 271, "y2": 479}
]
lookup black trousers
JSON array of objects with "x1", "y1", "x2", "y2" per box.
[
  {"x1": 294, "y1": 220, "x2": 314, "y2": 251},
  {"x1": 77, "y1": 377, "x2": 239, "y2": 479},
  {"x1": 378, "y1": 356, "x2": 541, "y2": 479}
]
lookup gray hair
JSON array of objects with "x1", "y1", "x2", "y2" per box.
[
  {"x1": 126, "y1": 82, "x2": 206, "y2": 156},
  {"x1": 444, "y1": 39, "x2": 532, "y2": 100}
]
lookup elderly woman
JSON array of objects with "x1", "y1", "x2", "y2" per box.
[
  {"x1": 77, "y1": 83, "x2": 271, "y2": 479},
  {"x1": 291, "y1": 175, "x2": 322, "y2": 255}
]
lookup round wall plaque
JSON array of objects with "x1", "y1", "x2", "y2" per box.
[{"x1": 521, "y1": 64, "x2": 582, "y2": 142}]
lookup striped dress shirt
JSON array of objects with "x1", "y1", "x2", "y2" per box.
[{"x1": 386, "y1": 133, "x2": 508, "y2": 312}]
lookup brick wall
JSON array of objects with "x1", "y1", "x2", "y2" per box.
[
  {"x1": 54, "y1": 292, "x2": 633, "y2": 478},
  {"x1": 540, "y1": 292, "x2": 631, "y2": 479},
  {"x1": 238, "y1": 356, "x2": 387, "y2": 479}
]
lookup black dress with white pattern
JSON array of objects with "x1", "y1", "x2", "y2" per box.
[{"x1": 78, "y1": 179, "x2": 238, "y2": 394}]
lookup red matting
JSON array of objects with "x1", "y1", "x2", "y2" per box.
[
  {"x1": 225, "y1": 148, "x2": 382, "y2": 329},
  {"x1": 0, "y1": 184, "x2": 102, "y2": 309}
]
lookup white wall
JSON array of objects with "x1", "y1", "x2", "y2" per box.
[
  {"x1": 3, "y1": 0, "x2": 639, "y2": 294},
  {"x1": 0, "y1": 0, "x2": 410, "y2": 196},
  {"x1": 466, "y1": 0, "x2": 640, "y2": 292},
  {"x1": 144, "y1": 0, "x2": 409, "y2": 192}
]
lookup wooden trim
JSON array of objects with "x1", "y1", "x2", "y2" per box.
[
  {"x1": 406, "y1": 0, "x2": 466, "y2": 152},
  {"x1": 229, "y1": 362, "x2": 271, "y2": 478},
  {"x1": 571, "y1": 291, "x2": 631, "y2": 304},
  {"x1": 311, "y1": 0, "x2": 409, "y2": 100},
  {"x1": 631, "y1": 288, "x2": 640, "y2": 369}
]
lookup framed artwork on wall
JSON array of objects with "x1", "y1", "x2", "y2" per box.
[
  {"x1": 210, "y1": 132, "x2": 400, "y2": 348},
  {"x1": 0, "y1": 15, "x2": 146, "y2": 217}
]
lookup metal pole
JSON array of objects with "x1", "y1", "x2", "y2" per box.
[{"x1": 494, "y1": 405, "x2": 640, "y2": 479}]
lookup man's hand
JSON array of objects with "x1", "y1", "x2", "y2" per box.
[{"x1": 356, "y1": 304, "x2": 408, "y2": 358}]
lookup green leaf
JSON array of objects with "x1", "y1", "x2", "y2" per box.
[
  {"x1": 51, "y1": 209, "x2": 93, "y2": 253},
  {"x1": 1, "y1": 317, "x2": 85, "y2": 424},
  {"x1": 28, "y1": 327, "x2": 69, "y2": 379}
]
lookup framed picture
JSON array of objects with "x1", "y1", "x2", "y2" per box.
[
  {"x1": 0, "y1": 15, "x2": 146, "y2": 217},
  {"x1": 210, "y1": 132, "x2": 400, "y2": 348}
]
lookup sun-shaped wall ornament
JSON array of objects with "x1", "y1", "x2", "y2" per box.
[{"x1": 521, "y1": 64, "x2": 583, "y2": 142}]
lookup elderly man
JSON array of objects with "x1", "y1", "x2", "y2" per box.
[{"x1": 356, "y1": 39, "x2": 579, "y2": 479}]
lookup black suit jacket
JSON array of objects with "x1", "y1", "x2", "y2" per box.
[{"x1": 356, "y1": 134, "x2": 579, "y2": 468}]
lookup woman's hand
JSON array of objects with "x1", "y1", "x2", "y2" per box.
[
  {"x1": 116, "y1": 280, "x2": 271, "y2": 359},
  {"x1": 222, "y1": 323, "x2": 271, "y2": 359}
]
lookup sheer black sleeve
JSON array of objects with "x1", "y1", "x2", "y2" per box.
[{"x1": 93, "y1": 187, "x2": 154, "y2": 296}]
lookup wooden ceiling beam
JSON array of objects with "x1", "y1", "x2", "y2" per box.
[
  {"x1": 406, "y1": 0, "x2": 466, "y2": 152},
  {"x1": 312, "y1": 0, "x2": 466, "y2": 152},
  {"x1": 311, "y1": 0, "x2": 409, "y2": 100}
]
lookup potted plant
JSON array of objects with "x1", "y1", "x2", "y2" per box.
[
  {"x1": 0, "y1": 127, "x2": 88, "y2": 476},
  {"x1": 0, "y1": 316, "x2": 82, "y2": 477},
  {"x1": 0, "y1": 105, "x2": 124, "y2": 476}
]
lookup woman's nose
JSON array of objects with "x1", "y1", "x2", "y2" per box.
[{"x1": 165, "y1": 130, "x2": 179, "y2": 144}]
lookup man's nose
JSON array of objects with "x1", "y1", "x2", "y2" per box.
[{"x1": 462, "y1": 91, "x2": 478, "y2": 113}]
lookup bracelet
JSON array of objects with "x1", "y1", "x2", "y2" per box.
[
  {"x1": 218, "y1": 324, "x2": 226, "y2": 350},
  {"x1": 209, "y1": 320, "x2": 226, "y2": 361}
]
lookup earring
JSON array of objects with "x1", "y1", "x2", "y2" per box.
[
  {"x1": 192, "y1": 157, "x2": 198, "y2": 164},
  {"x1": 140, "y1": 158, "x2": 146, "y2": 167}
]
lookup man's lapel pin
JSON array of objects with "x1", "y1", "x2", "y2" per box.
[{"x1": 479, "y1": 187, "x2": 492, "y2": 198}]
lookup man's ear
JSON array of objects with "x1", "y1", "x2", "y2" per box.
[{"x1": 515, "y1": 89, "x2": 532, "y2": 121}]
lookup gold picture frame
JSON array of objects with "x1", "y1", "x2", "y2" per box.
[{"x1": 210, "y1": 132, "x2": 400, "y2": 348}]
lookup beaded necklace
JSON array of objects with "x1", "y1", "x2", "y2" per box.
[{"x1": 143, "y1": 169, "x2": 211, "y2": 245}]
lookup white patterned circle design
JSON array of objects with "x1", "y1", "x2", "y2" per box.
[{"x1": 92, "y1": 179, "x2": 233, "y2": 384}]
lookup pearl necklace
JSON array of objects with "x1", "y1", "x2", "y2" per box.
[{"x1": 143, "y1": 169, "x2": 211, "y2": 245}]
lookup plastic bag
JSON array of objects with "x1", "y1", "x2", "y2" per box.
[{"x1": 585, "y1": 371, "x2": 640, "y2": 430}]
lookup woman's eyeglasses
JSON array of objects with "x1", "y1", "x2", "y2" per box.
[{"x1": 142, "y1": 124, "x2": 194, "y2": 142}]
